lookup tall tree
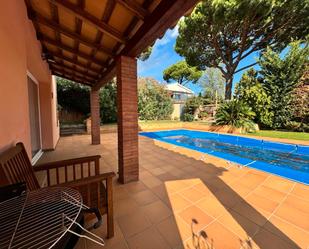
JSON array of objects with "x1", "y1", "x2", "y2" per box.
[
  {"x1": 291, "y1": 65, "x2": 309, "y2": 124},
  {"x1": 259, "y1": 41, "x2": 309, "y2": 128},
  {"x1": 175, "y1": 0, "x2": 309, "y2": 99},
  {"x1": 199, "y1": 67, "x2": 225, "y2": 101},
  {"x1": 234, "y1": 68, "x2": 273, "y2": 127},
  {"x1": 163, "y1": 60, "x2": 202, "y2": 85}
]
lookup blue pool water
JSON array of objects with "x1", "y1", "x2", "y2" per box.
[{"x1": 140, "y1": 129, "x2": 309, "y2": 185}]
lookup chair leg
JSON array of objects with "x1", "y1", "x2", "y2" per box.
[{"x1": 106, "y1": 177, "x2": 114, "y2": 238}]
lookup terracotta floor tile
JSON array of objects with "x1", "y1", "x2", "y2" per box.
[
  {"x1": 262, "y1": 176, "x2": 295, "y2": 193},
  {"x1": 274, "y1": 201, "x2": 309, "y2": 231},
  {"x1": 245, "y1": 192, "x2": 280, "y2": 213},
  {"x1": 157, "y1": 172, "x2": 177, "y2": 182},
  {"x1": 230, "y1": 182, "x2": 253, "y2": 196},
  {"x1": 194, "y1": 221, "x2": 243, "y2": 249},
  {"x1": 132, "y1": 189, "x2": 159, "y2": 206},
  {"x1": 263, "y1": 215, "x2": 309, "y2": 248},
  {"x1": 117, "y1": 212, "x2": 152, "y2": 239},
  {"x1": 196, "y1": 195, "x2": 230, "y2": 219},
  {"x1": 218, "y1": 209, "x2": 260, "y2": 239},
  {"x1": 142, "y1": 200, "x2": 172, "y2": 224},
  {"x1": 127, "y1": 227, "x2": 170, "y2": 249},
  {"x1": 149, "y1": 167, "x2": 166, "y2": 176},
  {"x1": 179, "y1": 206, "x2": 214, "y2": 232},
  {"x1": 151, "y1": 183, "x2": 170, "y2": 200},
  {"x1": 165, "y1": 180, "x2": 191, "y2": 193},
  {"x1": 283, "y1": 194, "x2": 309, "y2": 213},
  {"x1": 114, "y1": 186, "x2": 131, "y2": 201},
  {"x1": 156, "y1": 216, "x2": 192, "y2": 247},
  {"x1": 179, "y1": 187, "x2": 206, "y2": 203},
  {"x1": 252, "y1": 185, "x2": 287, "y2": 203},
  {"x1": 85, "y1": 218, "x2": 128, "y2": 249},
  {"x1": 124, "y1": 181, "x2": 147, "y2": 194},
  {"x1": 232, "y1": 201, "x2": 272, "y2": 227},
  {"x1": 139, "y1": 171, "x2": 153, "y2": 179},
  {"x1": 253, "y1": 228, "x2": 300, "y2": 249},
  {"x1": 141, "y1": 175, "x2": 162, "y2": 188},
  {"x1": 237, "y1": 172, "x2": 268, "y2": 188},
  {"x1": 193, "y1": 183, "x2": 213, "y2": 196},
  {"x1": 291, "y1": 184, "x2": 309, "y2": 200},
  {"x1": 168, "y1": 193, "x2": 192, "y2": 212},
  {"x1": 114, "y1": 198, "x2": 139, "y2": 218},
  {"x1": 211, "y1": 187, "x2": 244, "y2": 208}
]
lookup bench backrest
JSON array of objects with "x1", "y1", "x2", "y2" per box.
[{"x1": 0, "y1": 143, "x2": 40, "y2": 190}]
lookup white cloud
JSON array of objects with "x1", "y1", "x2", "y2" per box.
[
  {"x1": 155, "y1": 25, "x2": 179, "y2": 47},
  {"x1": 170, "y1": 25, "x2": 179, "y2": 38}
]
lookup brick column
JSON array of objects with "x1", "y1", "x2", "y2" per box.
[
  {"x1": 117, "y1": 56, "x2": 139, "y2": 183},
  {"x1": 90, "y1": 88, "x2": 101, "y2": 145}
]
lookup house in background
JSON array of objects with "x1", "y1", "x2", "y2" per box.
[{"x1": 165, "y1": 82, "x2": 194, "y2": 119}]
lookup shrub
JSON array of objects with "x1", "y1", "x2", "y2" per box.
[
  {"x1": 198, "y1": 110, "x2": 208, "y2": 120},
  {"x1": 138, "y1": 78, "x2": 173, "y2": 120},
  {"x1": 215, "y1": 100, "x2": 256, "y2": 132},
  {"x1": 99, "y1": 82, "x2": 117, "y2": 123},
  {"x1": 57, "y1": 77, "x2": 90, "y2": 115},
  {"x1": 286, "y1": 121, "x2": 309, "y2": 132},
  {"x1": 181, "y1": 96, "x2": 202, "y2": 121},
  {"x1": 57, "y1": 77, "x2": 117, "y2": 124},
  {"x1": 182, "y1": 113, "x2": 194, "y2": 122}
]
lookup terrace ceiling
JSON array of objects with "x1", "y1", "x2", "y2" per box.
[{"x1": 25, "y1": 0, "x2": 199, "y2": 89}]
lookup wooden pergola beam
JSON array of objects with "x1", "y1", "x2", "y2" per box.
[
  {"x1": 49, "y1": 61, "x2": 97, "y2": 80},
  {"x1": 48, "y1": 0, "x2": 126, "y2": 43},
  {"x1": 123, "y1": 0, "x2": 198, "y2": 57},
  {"x1": 94, "y1": 0, "x2": 199, "y2": 89},
  {"x1": 50, "y1": 53, "x2": 101, "y2": 75},
  {"x1": 41, "y1": 36, "x2": 106, "y2": 67},
  {"x1": 52, "y1": 70, "x2": 94, "y2": 86},
  {"x1": 116, "y1": 0, "x2": 149, "y2": 20},
  {"x1": 33, "y1": 14, "x2": 114, "y2": 57}
]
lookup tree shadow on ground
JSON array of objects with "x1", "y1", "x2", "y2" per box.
[{"x1": 147, "y1": 140, "x2": 300, "y2": 249}]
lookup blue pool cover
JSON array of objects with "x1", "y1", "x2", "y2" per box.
[{"x1": 139, "y1": 129, "x2": 309, "y2": 185}]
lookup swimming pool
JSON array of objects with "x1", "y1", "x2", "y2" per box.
[{"x1": 140, "y1": 129, "x2": 309, "y2": 185}]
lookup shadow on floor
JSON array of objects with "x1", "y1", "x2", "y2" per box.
[{"x1": 150, "y1": 139, "x2": 300, "y2": 249}]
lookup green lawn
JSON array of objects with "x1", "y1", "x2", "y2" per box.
[{"x1": 246, "y1": 130, "x2": 309, "y2": 141}]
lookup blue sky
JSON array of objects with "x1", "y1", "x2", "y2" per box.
[{"x1": 137, "y1": 25, "x2": 260, "y2": 95}]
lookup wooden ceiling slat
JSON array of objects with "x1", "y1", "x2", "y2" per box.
[
  {"x1": 52, "y1": 71, "x2": 93, "y2": 86},
  {"x1": 52, "y1": 67, "x2": 94, "y2": 84},
  {"x1": 41, "y1": 35, "x2": 105, "y2": 66},
  {"x1": 71, "y1": 0, "x2": 84, "y2": 78},
  {"x1": 34, "y1": 14, "x2": 114, "y2": 57},
  {"x1": 85, "y1": 0, "x2": 116, "y2": 75},
  {"x1": 51, "y1": 52, "x2": 101, "y2": 74},
  {"x1": 94, "y1": 0, "x2": 199, "y2": 89},
  {"x1": 49, "y1": 61, "x2": 96, "y2": 80},
  {"x1": 47, "y1": 0, "x2": 126, "y2": 43},
  {"x1": 51, "y1": 66, "x2": 95, "y2": 82},
  {"x1": 115, "y1": 0, "x2": 149, "y2": 20}
]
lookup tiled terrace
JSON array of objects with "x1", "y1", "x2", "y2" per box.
[{"x1": 38, "y1": 133, "x2": 309, "y2": 249}]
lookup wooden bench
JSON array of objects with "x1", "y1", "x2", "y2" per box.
[{"x1": 0, "y1": 142, "x2": 115, "y2": 238}]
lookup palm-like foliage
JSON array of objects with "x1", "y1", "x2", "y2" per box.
[{"x1": 215, "y1": 100, "x2": 256, "y2": 132}]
